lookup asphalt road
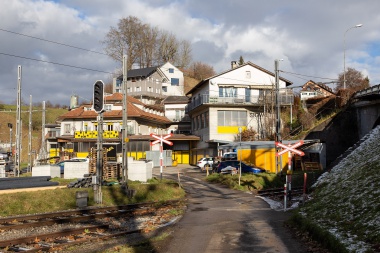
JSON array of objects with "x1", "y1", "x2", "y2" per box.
[{"x1": 153, "y1": 165, "x2": 309, "y2": 253}]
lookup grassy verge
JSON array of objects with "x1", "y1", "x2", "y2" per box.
[
  {"x1": 287, "y1": 212, "x2": 349, "y2": 253},
  {"x1": 205, "y1": 171, "x2": 324, "y2": 192},
  {"x1": 0, "y1": 177, "x2": 185, "y2": 217}
]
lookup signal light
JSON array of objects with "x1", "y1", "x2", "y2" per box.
[{"x1": 93, "y1": 80, "x2": 104, "y2": 113}]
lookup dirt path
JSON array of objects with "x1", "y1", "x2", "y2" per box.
[{"x1": 154, "y1": 166, "x2": 310, "y2": 253}]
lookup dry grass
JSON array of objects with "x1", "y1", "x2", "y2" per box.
[{"x1": 0, "y1": 178, "x2": 185, "y2": 217}]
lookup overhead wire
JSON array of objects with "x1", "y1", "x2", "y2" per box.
[
  {"x1": 280, "y1": 70, "x2": 338, "y2": 81},
  {"x1": 1, "y1": 28, "x2": 340, "y2": 89},
  {"x1": 0, "y1": 28, "x2": 108, "y2": 56},
  {"x1": 0, "y1": 52, "x2": 115, "y2": 75}
]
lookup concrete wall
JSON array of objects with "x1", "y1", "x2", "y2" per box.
[
  {"x1": 64, "y1": 162, "x2": 89, "y2": 179},
  {"x1": 128, "y1": 160, "x2": 153, "y2": 182},
  {"x1": 32, "y1": 165, "x2": 60, "y2": 178},
  {"x1": 146, "y1": 151, "x2": 172, "y2": 167},
  {"x1": 353, "y1": 100, "x2": 380, "y2": 139}
]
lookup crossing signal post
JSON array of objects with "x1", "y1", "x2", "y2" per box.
[
  {"x1": 93, "y1": 81, "x2": 104, "y2": 113},
  {"x1": 93, "y1": 80, "x2": 104, "y2": 204}
]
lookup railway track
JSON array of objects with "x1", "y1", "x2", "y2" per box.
[
  {"x1": 258, "y1": 187, "x2": 306, "y2": 198},
  {"x1": 0, "y1": 200, "x2": 184, "y2": 252}
]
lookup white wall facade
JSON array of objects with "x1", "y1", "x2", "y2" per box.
[
  {"x1": 160, "y1": 62, "x2": 184, "y2": 96},
  {"x1": 190, "y1": 63, "x2": 288, "y2": 149}
]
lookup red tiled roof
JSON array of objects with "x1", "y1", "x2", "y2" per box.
[{"x1": 58, "y1": 100, "x2": 171, "y2": 124}]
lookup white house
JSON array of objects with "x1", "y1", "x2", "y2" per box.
[
  {"x1": 300, "y1": 80, "x2": 335, "y2": 101},
  {"x1": 113, "y1": 62, "x2": 184, "y2": 106},
  {"x1": 185, "y1": 61, "x2": 293, "y2": 162}
]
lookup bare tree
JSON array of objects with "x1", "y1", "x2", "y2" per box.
[
  {"x1": 336, "y1": 67, "x2": 370, "y2": 92},
  {"x1": 103, "y1": 16, "x2": 193, "y2": 70},
  {"x1": 158, "y1": 31, "x2": 179, "y2": 64},
  {"x1": 104, "y1": 82, "x2": 113, "y2": 94},
  {"x1": 103, "y1": 16, "x2": 145, "y2": 69},
  {"x1": 190, "y1": 62, "x2": 216, "y2": 80},
  {"x1": 177, "y1": 40, "x2": 192, "y2": 69},
  {"x1": 140, "y1": 25, "x2": 159, "y2": 67}
]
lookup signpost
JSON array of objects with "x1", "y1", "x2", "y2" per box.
[
  {"x1": 275, "y1": 140, "x2": 304, "y2": 211},
  {"x1": 150, "y1": 133, "x2": 173, "y2": 180}
]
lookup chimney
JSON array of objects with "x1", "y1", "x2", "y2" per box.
[{"x1": 231, "y1": 61, "x2": 238, "y2": 69}]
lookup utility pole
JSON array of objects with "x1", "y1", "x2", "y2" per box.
[
  {"x1": 122, "y1": 54, "x2": 129, "y2": 190},
  {"x1": 15, "y1": 66, "x2": 22, "y2": 177},
  {"x1": 28, "y1": 95, "x2": 32, "y2": 172},
  {"x1": 274, "y1": 60, "x2": 282, "y2": 174},
  {"x1": 95, "y1": 112, "x2": 103, "y2": 204},
  {"x1": 39, "y1": 101, "x2": 47, "y2": 165}
]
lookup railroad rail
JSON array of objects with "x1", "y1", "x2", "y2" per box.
[
  {"x1": 0, "y1": 200, "x2": 183, "y2": 252},
  {"x1": 257, "y1": 187, "x2": 305, "y2": 197}
]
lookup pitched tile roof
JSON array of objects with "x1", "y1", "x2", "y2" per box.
[
  {"x1": 58, "y1": 98, "x2": 171, "y2": 124},
  {"x1": 162, "y1": 96, "x2": 190, "y2": 104}
]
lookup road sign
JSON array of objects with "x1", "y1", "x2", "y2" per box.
[
  {"x1": 275, "y1": 141, "x2": 304, "y2": 156},
  {"x1": 150, "y1": 133, "x2": 173, "y2": 146}
]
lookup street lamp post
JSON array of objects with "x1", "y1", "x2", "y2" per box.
[{"x1": 343, "y1": 24, "x2": 363, "y2": 89}]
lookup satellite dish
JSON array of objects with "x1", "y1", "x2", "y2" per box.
[{"x1": 210, "y1": 80, "x2": 217, "y2": 85}]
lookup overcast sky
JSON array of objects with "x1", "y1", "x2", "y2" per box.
[{"x1": 1, "y1": 0, "x2": 379, "y2": 106}]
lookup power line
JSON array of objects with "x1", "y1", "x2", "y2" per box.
[
  {"x1": 280, "y1": 70, "x2": 338, "y2": 81},
  {"x1": 0, "y1": 28, "x2": 108, "y2": 56},
  {"x1": 0, "y1": 52, "x2": 115, "y2": 75}
]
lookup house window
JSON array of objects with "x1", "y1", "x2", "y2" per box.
[
  {"x1": 217, "y1": 110, "x2": 247, "y2": 126},
  {"x1": 104, "y1": 104, "x2": 112, "y2": 111},
  {"x1": 219, "y1": 87, "x2": 237, "y2": 97},
  {"x1": 64, "y1": 124, "x2": 71, "y2": 134},
  {"x1": 171, "y1": 78, "x2": 179, "y2": 86},
  {"x1": 246, "y1": 71, "x2": 251, "y2": 79},
  {"x1": 169, "y1": 68, "x2": 174, "y2": 73},
  {"x1": 245, "y1": 88, "x2": 251, "y2": 102},
  {"x1": 107, "y1": 124, "x2": 113, "y2": 131},
  {"x1": 162, "y1": 86, "x2": 167, "y2": 92},
  {"x1": 116, "y1": 79, "x2": 122, "y2": 87},
  {"x1": 48, "y1": 131, "x2": 56, "y2": 138},
  {"x1": 175, "y1": 110, "x2": 184, "y2": 121}
]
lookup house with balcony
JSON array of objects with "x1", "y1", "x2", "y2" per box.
[
  {"x1": 185, "y1": 61, "x2": 293, "y2": 164},
  {"x1": 300, "y1": 80, "x2": 335, "y2": 100},
  {"x1": 113, "y1": 62, "x2": 184, "y2": 105}
]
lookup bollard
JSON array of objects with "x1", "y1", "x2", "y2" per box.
[{"x1": 76, "y1": 191, "x2": 89, "y2": 208}]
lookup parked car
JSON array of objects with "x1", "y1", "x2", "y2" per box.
[
  {"x1": 69, "y1": 157, "x2": 89, "y2": 163},
  {"x1": 221, "y1": 152, "x2": 237, "y2": 161},
  {"x1": 216, "y1": 160, "x2": 266, "y2": 174},
  {"x1": 196, "y1": 157, "x2": 214, "y2": 170}
]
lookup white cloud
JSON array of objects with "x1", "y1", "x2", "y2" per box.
[{"x1": 0, "y1": 0, "x2": 379, "y2": 105}]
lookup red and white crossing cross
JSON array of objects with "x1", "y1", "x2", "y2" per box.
[
  {"x1": 275, "y1": 140, "x2": 305, "y2": 156},
  {"x1": 150, "y1": 133, "x2": 173, "y2": 146}
]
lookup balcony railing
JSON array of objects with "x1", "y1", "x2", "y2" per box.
[{"x1": 185, "y1": 92, "x2": 294, "y2": 113}]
